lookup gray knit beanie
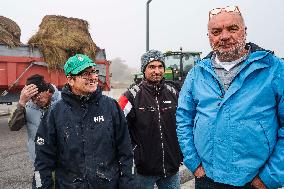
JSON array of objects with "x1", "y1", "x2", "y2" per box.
[{"x1": 141, "y1": 50, "x2": 165, "y2": 73}]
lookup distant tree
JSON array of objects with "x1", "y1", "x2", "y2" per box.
[{"x1": 110, "y1": 57, "x2": 138, "y2": 84}]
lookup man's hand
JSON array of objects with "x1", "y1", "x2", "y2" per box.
[
  {"x1": 194, "y1": 164, "x2": 206, "y2": 178},
  {"x1": 19, "y1": 84, "x2": 38, "y2": 106},
  {"x1": 251, "y1": 176, "x2": 267, "y2": 189}
]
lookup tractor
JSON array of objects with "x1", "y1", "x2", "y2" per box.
[{"x1": 133, "y1": 48, "x2": 201, "y2": 90}]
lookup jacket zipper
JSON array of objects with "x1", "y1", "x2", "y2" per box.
[
  {"x1": 155, "y1": 86, "x2": 166, "y2": 177},
  {"x1": 81, "y1": 104, "x2": 89, "y2": 182},
  {"x1": 132, "y1": 145, "x2": 137, "y2": 174},
  {"x1": 82, "y1": 129, "x2": 87, "y2": 182},
  {"x1": 215, "y1": 77, "x2": 225, "y2": 98}
]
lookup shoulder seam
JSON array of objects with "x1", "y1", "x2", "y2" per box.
[
  {"x1": 165, "y1": 83, "x2": 178, "y2": 96},
  {"x1": 128, "y1": 84, "x2": 141, "y2": 99}
]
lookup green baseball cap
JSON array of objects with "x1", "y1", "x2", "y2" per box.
[{"x1": 64, "y1": 54, "x2": 96, "y2": 76}]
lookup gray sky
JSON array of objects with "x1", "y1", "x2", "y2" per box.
[{"x1": 1, "y1": 0, "x2": 283, "y2": 69}]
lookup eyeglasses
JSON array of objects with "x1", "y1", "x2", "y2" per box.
[
  {"x1": 209, "y1": 6, "x2": 241, "y2": 20},
  {"x1": 77, "y1": 69, "x2": 99, "y2": 79}
]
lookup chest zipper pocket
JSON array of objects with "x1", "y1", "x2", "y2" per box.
[
  {"x1": 161, "y1": 106, "x2": 176, "y2": 112},
  {"x1": 139, "y1": 106, "x2": 156, "y2": 112}
]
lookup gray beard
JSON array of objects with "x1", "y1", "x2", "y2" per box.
[{"x1": 216, "y1": 44, "x2": 246, "y2": 62}]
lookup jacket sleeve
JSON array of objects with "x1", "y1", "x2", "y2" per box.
[
  {"x1": 8, "y1": 103, "x2": 26, "y2": 131},
  {"x1": 176, "y1": 68, "x2": 201, "y2": 173},
  {"x1": 118, "y1": 90, "x2": 136, "y2": 129},
  {"x1": 34, "y1": 108, "x2": 57, "y2": 189},
  {"x1": 259, "y1": 58, "x2": 284, "y2": 189},
  {"x1": 113, "y1": 100, "x2": 134, "y2": 189}
]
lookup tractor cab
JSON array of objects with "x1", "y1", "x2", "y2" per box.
[{"x1": 164, "y1": 50, "x2": 201, "y2": 83}]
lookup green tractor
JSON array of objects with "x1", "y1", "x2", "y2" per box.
[{"x1": 133, "y1": 48, "x2": 202, "y2": 90}]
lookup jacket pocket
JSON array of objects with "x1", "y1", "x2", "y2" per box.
[
  {"x1": 138, "y1": 106, "x2": 156, "y2": 113},
  {"x1": 232, "y1": 120, "x2": 270, "y2": 171},
  {"x1": 193, "y1": 117, "x2": 213, "y2": 163},
  {"x1": 95, "y1": 161, "x2": 119, "y2": 187},
  {"x1": 161, "y1": 106, "x2": 176, "y2": 115},
  {"x1": 259, "y1": 121, "x2": 271, "y2": 154},
  {"x1": 161, "y1": 104, "x2": 175, "y2": 111},
  {"x1": 90, "y1": 118, "x2": 115, "y2": 149},
  {"x1": 56, "y1": 170, "x2": 84, "y2": 188},
  {"x1": 193, "y1": 116, "x2": 199, "y2": 132},
  {"x1": 133, "y1": 144, "x2": 143, "y2": 167}
]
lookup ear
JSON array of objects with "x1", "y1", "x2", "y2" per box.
[
  {"x1": 67, "y1": 76, "x2": 75, "y2": 86},
  {"x1": 47, "y1": 91, "x2": 53, "y2": 98}
]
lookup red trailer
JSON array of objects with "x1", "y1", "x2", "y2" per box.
[{"x1": 0, "y1": 44, "x2": 111, "y2": 103}]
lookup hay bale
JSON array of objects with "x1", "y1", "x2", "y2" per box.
[
  {"x1": 28, "y1": 15, "x2": 99, "y2": 70},
  {"x1": 0, "y1": 16, "x2": 21, "y2": 47}
]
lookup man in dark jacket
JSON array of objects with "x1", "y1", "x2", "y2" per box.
[
  {"x1": 34, "y1": 54, "x2": 134, "y2": 189},
  {"x1": 118, "y1": 50, "x2": 182, "y2": 189}
]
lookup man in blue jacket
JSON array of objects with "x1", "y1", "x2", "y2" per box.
[
  {"x1": 34, "y1": 54, "x2": 134, "y2": 189},
  {"x1": 176, "y1": 5, "x2": 284, "y2": 189}
]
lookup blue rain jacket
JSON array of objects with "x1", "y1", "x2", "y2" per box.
[{"x1": 176, "y1": 43, "x2": 284, "y2": 189}]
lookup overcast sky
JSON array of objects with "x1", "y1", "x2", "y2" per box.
[{"x1": 1, "y1": 0, "x2": 283, "y2": 68}]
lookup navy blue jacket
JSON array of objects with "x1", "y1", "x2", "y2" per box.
[{"x1": 34, "y1": 86, "x2": 134, "y2": 189}]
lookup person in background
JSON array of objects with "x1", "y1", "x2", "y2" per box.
[
  {"x1": 176, "y1": 5, "x2": 284, "y2": 189},
  {"x1": 34, "y1": 54, "x2": 133, "y2": 189},
  {"x1": 8, "y1": 74, "x2": 61, "y2": 188},
  {"x1": 118, "y1": 50, "x2": 182, "y2": 189}
]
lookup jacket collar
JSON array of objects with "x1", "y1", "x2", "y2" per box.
[
  {"x1": 199, "y1": 42, "x2": 272, "y2": 72},
  {"x1": 61, "y1": 84, "x2": 102, "y2": 106},
  {"x1": 197, "y1": 43, "x2": 272, "y2": 106},
  {"x1": 203, "y1": 42, "x2": 272, "y2": 60},
  {"x1": 141, "y1": 78, "x2": 165, "y2": 93},
  {"x1": 50, "y1": 85, "x2": 61, "y2": 103}
]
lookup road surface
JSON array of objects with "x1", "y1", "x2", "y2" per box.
[
  {"x1": 0, "y1": 114, "x2": 195, "y2": 189},
  {"x1": 0, "y1": 115, "x2": 33, "y2": 189}
]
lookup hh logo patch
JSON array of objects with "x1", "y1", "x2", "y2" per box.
[
  {"x1": 163, "y1": 101, "x2": 172, "y2": 104},
  {"x1": 94, "y1": 116, "x2": 104, "y2": 123},
  {"x1": 36, "y1": 137, "x2": 45, "y2": 145}
]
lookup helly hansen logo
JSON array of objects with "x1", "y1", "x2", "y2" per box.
[
  {"x1": 36, "y1": 137, "x2": 45, "y2": 145},
  {"x1": 94, "y1": 116, "x2": 104, "y2": 123}
]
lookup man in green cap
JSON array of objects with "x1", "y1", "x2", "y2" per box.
[{"x1": 34, "y1": 54, "x2": 134, "y2": 189}]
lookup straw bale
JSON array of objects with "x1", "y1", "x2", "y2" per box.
[
  {"x1": 0, "y1": 16, "x2": 21, "y2": 47},
  {"x1": 28, "y1": 15, "x2": 98, "y2": 69}
]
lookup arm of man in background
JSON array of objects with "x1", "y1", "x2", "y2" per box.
[
  {"x1": 176, "y1": 68, "x2": 205, "y2": 178},
  {"x1": 113, "y1": 100, "x2": 134, "y2": 189},
  {"x1": 118, "y1": 89, "x2": 135, "y2": 120},
  {"x1": 34, "y1": 108, "x2": 57, "y2": 189},
  {"x1": 256, "y1": 57, "x2": 284, "y2": 189},
  {"x1": 8, "y1": 84, "x2": 38, "y2": 131}
]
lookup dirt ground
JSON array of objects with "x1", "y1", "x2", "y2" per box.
[{"x1": 0, "y1": 114, "x2": 33, "y2": 189}]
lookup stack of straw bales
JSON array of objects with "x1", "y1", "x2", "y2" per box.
[
  {"x1": 28, "y1": 15, "x2": 99, "y2": 69},
  {"x1": 0, "y1": 16, "x2": 22, "y2": 47}
]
